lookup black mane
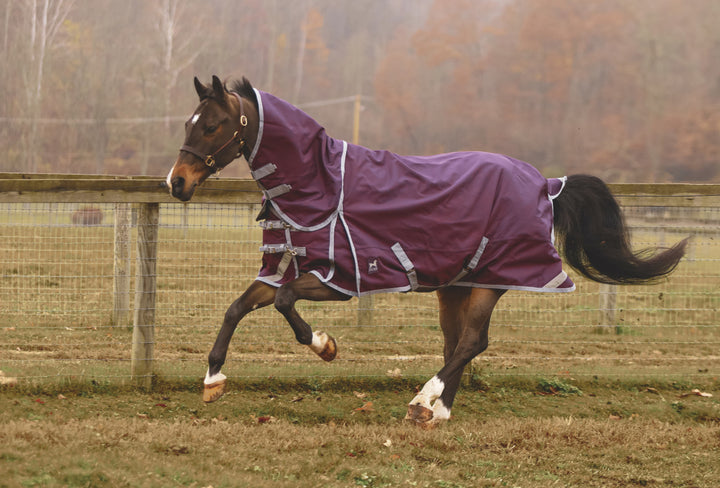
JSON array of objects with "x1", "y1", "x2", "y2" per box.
[{"x1": 231, "y1": 77, "x2": 256, "y2": 106}]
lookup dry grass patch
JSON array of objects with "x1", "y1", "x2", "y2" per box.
[{"x1": 1, "y1": 379, "x2": 719, "y2": 487}]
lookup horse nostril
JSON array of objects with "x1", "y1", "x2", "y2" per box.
[{"x1": 171, "y1": 176, "x2": 185, "y2": 197}]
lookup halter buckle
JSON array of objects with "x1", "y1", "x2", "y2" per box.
[{"x1": 204, "y1": 155, "x2": 216, "y2": 168}]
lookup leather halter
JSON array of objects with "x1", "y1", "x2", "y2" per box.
[{"x1": 179, "y1": 92, "x2": 248, "y2": 173}]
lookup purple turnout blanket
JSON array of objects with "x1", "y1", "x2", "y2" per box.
[{"x1": 247, "y1": 89, "x2": 575, "y2": 296}]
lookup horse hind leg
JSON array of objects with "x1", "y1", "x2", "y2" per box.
[
  {"x1": 405, "y1": 287, "x2": 467, "y2": 424},
  {"x1": 273, "y1": 273, "x2": 351, "y2": 362},
  {"x1": 406, "y1": 287, "x2": 502, "y2": 426},
  {"x1": 204, "y1": 280, "x2": 277, "y2": 402}
]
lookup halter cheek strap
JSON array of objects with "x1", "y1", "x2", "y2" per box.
[{"x1": 179, "y1": 92, "x2": 248, "y2": 172}]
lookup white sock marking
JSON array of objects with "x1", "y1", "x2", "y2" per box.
[
  {"x1": 309, "y1": 331, "x2": 328, "y2": 354},
  {"x1": 432, "y1": 398, "x2": 452, "y2": 420},
  {"x1": 409, "y1": 375, "x2": 445, "y2": 409},
  {"x1": 204, "y1": 370, "x2": 227, "y2": 385}
]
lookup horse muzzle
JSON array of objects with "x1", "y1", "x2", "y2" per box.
[
  {"x1": 170, "y1": 175, "x2": 196, "y2": 201},
  {"x1": 166, "y1": 158, "x2": 207, "y2": 202}
]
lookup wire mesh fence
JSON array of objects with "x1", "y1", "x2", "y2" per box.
[{"x1": 0, "y1": 180, "x2": 718, "y2": 388}]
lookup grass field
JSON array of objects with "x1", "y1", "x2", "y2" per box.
[
  {"x1": 0, "y1": 201, "x2": 718, "y2": 486},
  {"x1": 1, "y1": 376, "x2": 719, "y2": 487}
]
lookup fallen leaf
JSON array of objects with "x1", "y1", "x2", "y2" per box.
[
  {"x1": 383, "y1": 439, "x2": 392, "y2": 447},
  {"x1": 257, "y1": 416, "x2": 276, "y2": 424},
  {"x1": 290, "y1": 396, "x2": 304, "y2": 403},
  {"x1": 353, "y1": 391, "x2": 367, "y2": 399},
  {"x1": 57, "y1": 394, "x2": 66, "y2": 400},
  {"x1": 679, "y1": 389, "x2": 713, "y2": 398},
  {"x1": 354, "y1": 401, "x2": 374, "y2": 413},
  {"x1": 609, "y1": 414, "x2": 621, "y2": 420}
]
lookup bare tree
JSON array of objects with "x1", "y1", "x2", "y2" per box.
[{"x1": 21, "y1": 0, "x2": 75, "y2": 171}]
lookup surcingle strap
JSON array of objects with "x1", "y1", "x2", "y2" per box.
[
  {"x1": 391, "y1": 243, "x2": 419, "y2": 290},
  {"x1": 448, "y1": 236, "x2": 489, "y2": 285},
  {"x1": 263, "y1": 184, "x2": 292, "y2": 200},
  {"x1": 251, "y1": 163, "x2": 277, "y2": 180},
  {"x1": 259, "y1": 244, "x2": 306, "y2": 256}
]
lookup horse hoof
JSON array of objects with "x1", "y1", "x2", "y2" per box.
[
  {"x1": 203, "y1": 379, "x2": 226, "y2": 403},
  {"x1": 405, "y1": 404, "x2": 434, "y2": 424},
  {"x1": 311, "y1": 331, "x2": 337, "y2": 362},
  {"x1": 319, "y1": 335, "x2": 337, "y2": 362}
]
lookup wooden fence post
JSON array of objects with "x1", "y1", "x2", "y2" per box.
[
  {"x1": 112, "y1": 203, "x2": 131, "y2": 326},
  {"x1": 598, "y1": 283, "x2": 617, "y2": 327},
  {"x1": 132, "y1": 202, "x2": 159, "y2": 389},
  {"x1": 358, "y1": 295, "x2": 374, "y2": 327}
]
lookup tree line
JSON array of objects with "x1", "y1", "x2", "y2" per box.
[{"x1": 1, "y1": 0, "x2": 717, "y2": 182}]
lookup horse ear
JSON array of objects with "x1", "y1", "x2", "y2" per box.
[
  {"x1": 212, "y1": 75, "x2": 226, "y2": 99},
  {"x1": 194, "y1": 77, "x2": 208, "y2": 100}
]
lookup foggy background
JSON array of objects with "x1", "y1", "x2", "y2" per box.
[{"x1": 1, "y1": 0, "x2": 718, "y2": 182}]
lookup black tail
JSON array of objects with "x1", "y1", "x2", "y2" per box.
[{"x1": 553, "y1": 174, "x2": 688, "y2": 285}]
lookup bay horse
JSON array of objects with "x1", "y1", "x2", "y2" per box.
[{"x1": 166, "y1": 75, "x2": 687, "y2": 426}]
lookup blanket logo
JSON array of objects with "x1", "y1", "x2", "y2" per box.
[{"x1": 368, "y1": 258, "x2": 380, "y2": 275}]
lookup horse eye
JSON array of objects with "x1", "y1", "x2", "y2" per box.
[{"x1": 205, "y1": 125, "x2": 218, "y2": 134}]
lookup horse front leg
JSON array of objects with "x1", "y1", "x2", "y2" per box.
[
  {"x1": 406, "y1": 287, "x2": 503, "y2": 426},
  {"x1": 274, "y1": 273, "x2": 351, "y2": 361},
  {"x1": 204, "y1": 280, "x2": 277, "y2": 402}
]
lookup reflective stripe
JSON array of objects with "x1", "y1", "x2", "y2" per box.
[
  {"x1": 251, "y1": 163, "x2": 277, "y2": 180},
  {"x1": 263, "y1": 184, "x2": 292, "y2": 200},
  {"x1": 391, "y1": 243, "x2": 418, "y2": 290},
  {"x1": 258, "y1": 220, "x2": 294, "y2": 230},
  {"x1": 259, "y1": 244, "x2": 306, "y2": 256}
]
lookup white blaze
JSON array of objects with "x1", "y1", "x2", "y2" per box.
[{"x1": 165, "y1": 163, "x2": 176, "y2": 191}]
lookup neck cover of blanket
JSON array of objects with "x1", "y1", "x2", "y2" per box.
[{"x1": 246, "y1": 89, "x2": 575, "y2": 296}]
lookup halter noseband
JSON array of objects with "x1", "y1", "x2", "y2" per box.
[{"x1": 179, "y1": 92, "x2": 248, "y2": 173}]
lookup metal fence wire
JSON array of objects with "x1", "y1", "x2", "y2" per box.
[{"x1": 0, "y1": 180, "x2": 718, "y2": 386}]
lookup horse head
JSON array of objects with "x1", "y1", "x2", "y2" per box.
[{"x1": 166, "y1": 75, "x2": 255, "y2": 201}]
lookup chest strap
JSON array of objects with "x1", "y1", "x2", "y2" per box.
[
  {"x1": 263, "y1": 184, "x2": 292, "y2": 200},
  {"x1": 251, "y1": 163, "x2": 277, "y2": 180}
]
